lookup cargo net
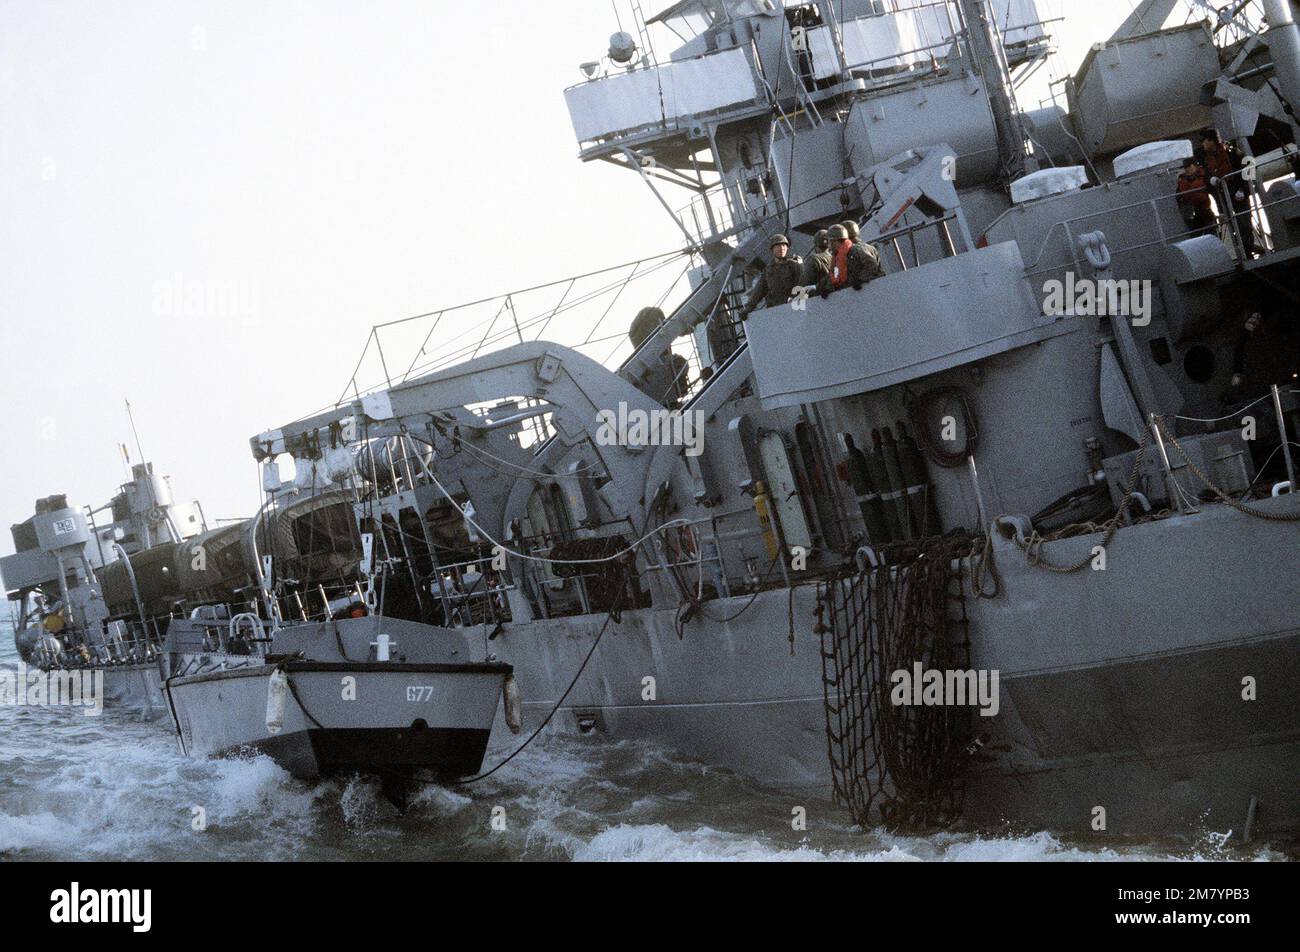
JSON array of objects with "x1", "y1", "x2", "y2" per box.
[{"x1": 815, "y1": 538, "x2": 974, "y2": 830}]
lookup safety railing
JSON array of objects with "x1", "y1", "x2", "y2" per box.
[
  {"x1": 319, "y1": 250, "x2": 698, "y2": 415},
  {"x1": 270, "y1": 580, "x2": 369, "y2": 624},
  {"x1": 674, "y1": 179, "x2": 765, "y2": 247},
  {"x1": 43, "y1": 615, "x2": 170, "y2": 669},
  {"x1": 1162, "y1": 385, "x2": 1300, "y2": 511},
  {"x1": 1019, "y1": 167, "x2": 1288, "y2": 284},
  {"x1": 822, "y1": 0, "x2": 1055, "y2": 85},
  {"x1": 871, "y1": 210, "x2": 964, "y2": 271},
  {"x1": 425, "y1": 556, "x2": 513, "y2": 628}
]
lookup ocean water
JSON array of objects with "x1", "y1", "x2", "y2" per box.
[{"x1": 0, "y1": 627, "x2": 1288, "y2": 862}]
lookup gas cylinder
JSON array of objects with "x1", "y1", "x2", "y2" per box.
[
  {"x1": 844, "y1": 434, "x2": 889, "y2": 543},
  {"x1": 874, "y1": 428, "x2": 913, "y2": 541},
  {"x1": 895, "y1": 420, "x2": 943, "y2": 538}
]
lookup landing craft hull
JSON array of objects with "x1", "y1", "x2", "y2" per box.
[
  {"x1": 492, "y1": 498, "x2": 1300, "y2": 838},
  {"x1": 16, "y1": 660, "x2": 167, "y2": 718},
  {"x1": 14, "y1": 626, "x2": 167, "y2": 717},
  {"x1": 165, "y1": 661, "x2": 510, "y2": 780},
  {"x1": 100, "y1": 663, "x2": 166, "y2": 717}
]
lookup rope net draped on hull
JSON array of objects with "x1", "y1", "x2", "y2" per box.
[{"x1": 816, "y1": 538, "x2": 975, "y2": 830}]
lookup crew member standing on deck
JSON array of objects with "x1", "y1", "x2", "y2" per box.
[
  {"x1": 842, "y1": 220, "x2": 885, "y2": 289},
  {"x1": 819, "y1": 224, "x2": 852, "y2": 297},
  {"x1": 801, "y1": 228, "x2": 832, "y2": 290},
  {"x1": 740, "y1": 234, "x2": 803, "y2": 317},
  {"x1": 1176, "y1": 158, "x2": 1215, "y2": 238},
  {"x1": 1200, "y1": 129, "x2": 1257, "y2": 257}
]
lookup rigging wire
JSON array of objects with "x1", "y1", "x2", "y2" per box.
[
  {"x1": 444, "y1": 430, "x2": 603, "y2": 481},
  {"x1": 453, "y1": 565, "x2": 629, "y2": 785},
  {"x1": 404, "y1": 431, "x2": 694, "y2": 566},
  {"x1": 1172, "y1": 389, "x2": 1279, "y2": 424}
]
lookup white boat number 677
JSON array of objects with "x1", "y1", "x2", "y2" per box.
[{"x1": 406, "y1": 686, "x2": 434, "y2": 702}]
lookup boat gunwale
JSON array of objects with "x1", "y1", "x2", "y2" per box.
[{"x1": 164, "y1": 659, "x2": 512, "y2": 688}]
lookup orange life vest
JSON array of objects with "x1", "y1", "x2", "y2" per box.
[
  {"x1": 1202, "y1": 142, "x2": 1233, "y2": 180},
  {"x1": 831, "y1": 242, "x2": 851, "y2": 288}
]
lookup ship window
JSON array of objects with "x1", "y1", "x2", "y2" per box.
[
  {"x1": 785, "y1": 4, "x2": 824, "y2": 29},
  {"x1": 1149, "y1": 337, "x2": 1171, "y2": 365},
  {"x1": 648, "y1": 1, "x2": 723, "y2": 42}
]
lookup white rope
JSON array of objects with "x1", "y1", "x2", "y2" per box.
[
  {"x1": 1172, "y1": 390, "x2": 1284, "y2": 424},
  {"x1": 1240, "y1": 441, "x2": 1300, "y2": 496},
  {"x1": 453, "y1": 432, "x2": 602, "y2": 480}
]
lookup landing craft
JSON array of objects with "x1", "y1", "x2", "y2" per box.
[{"x1": 153, "y1": 441, "x2": 515, "y2": 799}]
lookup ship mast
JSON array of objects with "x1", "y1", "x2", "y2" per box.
[{"x1": 956, "y1": 0, "x2": 1030, "y2": 183}]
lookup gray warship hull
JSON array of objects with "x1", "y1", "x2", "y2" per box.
[{"x1": 489, "y1": 495, "x2": 1300, "y2": 838}]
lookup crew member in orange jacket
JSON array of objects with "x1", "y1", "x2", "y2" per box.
[{"x1": 1176, "y1": 157, "x2": 1215, "y2": 238}]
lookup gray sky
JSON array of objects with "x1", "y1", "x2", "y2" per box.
[{"x1": 0, "y1": 0, "x2": 1158, "y2": 550}]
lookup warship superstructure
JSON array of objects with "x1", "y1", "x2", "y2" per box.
[
  {"x1": 248, "y1": 0, "x2": 1290, "y2": 837},
  {"x1": 1, "y1": 459, "x2": 208, "y2": 713},
  {"x1": 9, "y1": 0, "x2": 1298, "y2": 838}
]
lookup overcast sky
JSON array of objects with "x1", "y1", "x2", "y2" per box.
[{"x1": 0, "y1": 0, "x2": 1164, "y2": 551}]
